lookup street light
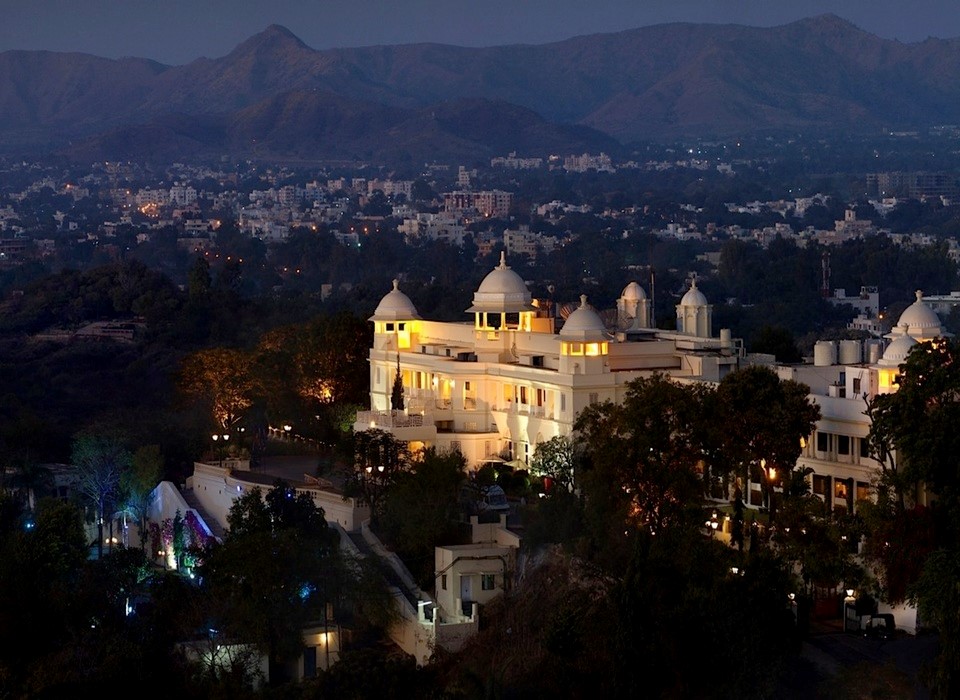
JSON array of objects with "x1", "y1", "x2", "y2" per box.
[
  {"x1": 705, "y1": 510, "x2": 719, "y2": 537},
  {"x1": 761, "y1": 458, "x2": 777, "y2": 521},
  {"x1": 362, "y1": 464, "x2": 387, "y2": 525},
  {"x1": 212, "y1": 433, "x2": 230, "y2": 468}
]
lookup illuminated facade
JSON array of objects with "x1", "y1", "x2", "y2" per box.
[
  {"x1": 357, "y1": 253, "x2": 943, "y2": 518},
  {"x1": 778, "y1": 290, "x2": 944, "y2": 514},
  {"x1": 356, "y1": 253, "x2": 741, "y2": 466}
]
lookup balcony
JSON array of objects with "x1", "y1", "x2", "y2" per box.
[
  {"x1": 355, "y1": 409, "x2": 424, "y2": 428},
  {"x1": 354, "y1": 409, "x2": 437, "y2": 443},
  {"x1": 492, "y1": 401, "x2": 553, "y2": 420}
]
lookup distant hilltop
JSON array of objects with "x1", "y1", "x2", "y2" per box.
[{"x1": 3, "y1": 14, "x2": 960, "y2": 161}]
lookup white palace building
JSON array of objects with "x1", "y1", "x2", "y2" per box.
[
  {"x1": 355, "y1": 253, "x2": 741, "y2": 466},
  {"x1": 355, "y1": 254, "x2": 941, "y2": 515}
]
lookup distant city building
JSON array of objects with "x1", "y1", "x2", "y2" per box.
[
  {"x1": 443, "y1": 190, "x2": 513, "y2": 219},
  {"x1": 490, "y1": 152, "x2": 543, "y2": 170},
  {"x1": 563, "y1": 152, "x2": 615, "y2": 173},
  {"x1": 826, "y1": 286, "x2": 880, "y2": 318},
  {"x1": 867, "y1": 171, "x2": 959, "y2": 199}
]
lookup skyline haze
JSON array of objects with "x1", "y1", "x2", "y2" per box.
[{"x1": 1, "y1": 0, "x2": 958, "y2": 65}]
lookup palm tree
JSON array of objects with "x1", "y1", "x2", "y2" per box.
[{"x1": 5, "y1": 452, "x2": 52, "y2": 513}]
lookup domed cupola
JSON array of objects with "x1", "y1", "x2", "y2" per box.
[
  {"x1": 879, "y1": 327, "x2": 918, "y2": 366},
  {"x1": 370, "y1": 279, "x2": 420, "y2": 322},
  {"x1": 370, "y1": 279, "x2": 420, "y2": 349},
  {"x1": 561, "y1": 295, "x2": 609, "y2": 342},
  {"x1": 894, "y1": 290, "x2": 944, "y2": 342},
  {"x1": 876, "y1": 323, "x2": 919, "y2": 393},
  {"x1": 680, "y1": 279, "x2": 708, "y2": 308},
  {"x1": 618, "y1": 281, "x2": 652, "y2": 329},
  {"x1": 675, "y1": 277, "x2": 712, "y2": 338},
  {"x1": 468, "y1": 252, "x2": 536, "y2": 331},
  {"x1": 621, "y1": 281, "x2": 646, "y2": 302},
  {"x1": 559, "y1": 295, "x2": 610, "y2": 373}
]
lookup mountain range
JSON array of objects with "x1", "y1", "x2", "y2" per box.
[{"x1": 3, "y1": 14, "x2": 960, "y2": 163}]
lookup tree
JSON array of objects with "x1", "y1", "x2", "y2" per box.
[
  {"x1": 72, "y1": 432, "x2": 130, "y2": 558},
  {"x1": 3, "y1": 451, "x2": 51, "y2": 513},
  {"x1": 200, "y1": 483, "x2": 340, "y2": 681},
  {"x1": 530, "y1": 435, "x2": 576, "y2": 492},
  {"x1": 0, "y1": 498, "x2": 87, "y2": 674},
  {"x1": 119, "y1": 444, "x2": 163, "y2": 550},
  {"x1": 574, "y1": 374, "x2": 706, "y2": 567},
  {"x1": 379, "y1": 448, "x2": 466, "y2": 585},
  {"x1": 911, "y1": 548, "x2": 960, "y2": 699},
  {"x1": 713, "y1": 365, "x2": 820, "y2": 514},
  {"x1": 178, "y1": 347, "x2": 257, "y2": 430},
  {"x1": 187, "y1": 255, "x2": 211, "y2": 300},
  {"x1": 254, "y1": 313, "x2": 372, "y2": 437},
  {"x1": 872, "y1": 338, "x2": 960, "y2": 518},
  {"x1": 349, "y1": 429, "x2": 411, "y2": 526},
  {"x1": 860, "y1": 338, "x2": 960, "y2": 696},
  {"x1": 863, "y1": 391, "x2": 915, "y2": 512},
  {"x1": 390, "y1": 363, "x2": 404, "y2": 411},
  {"x1": 294, "y1": 313, "x2": 372, "y2": 409}
]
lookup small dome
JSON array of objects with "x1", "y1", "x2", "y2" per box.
[
  {"x1": 680, "y1": 278, "x2": 708, "y2": 307},
  {"x1": 879, "y1": 327, "x2": 917, "y2": 366},
  {"x1": 467, "y1": 252, "x2": 535, "y2": 313},
  {"x1": 621, "y1": 281, "x2": 647, "y2": 301},
  {"x1": 896, "y1": 290, "x2": 942, "y2": 338},
  {"x1": 369, "y1": 279, "x2": 421, "y2": 322},
  {"x1": 560, "y1": 295, "x2": 609, "y2": 341}
]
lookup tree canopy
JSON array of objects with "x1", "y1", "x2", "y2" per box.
[{"x1": 199, "y1": 483, "x2": 340, "y2": 673}]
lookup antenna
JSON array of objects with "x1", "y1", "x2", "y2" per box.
[
  {"x1": 821, "y1": 252, "x2": 831, "y2": 298},
  {"x1": 650, "y1": 267, "x2": 656, "y2": 328}
]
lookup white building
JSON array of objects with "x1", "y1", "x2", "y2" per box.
[
  {"x1": 355, "y1": 254, "x2": 741, "y2": 466},
  {"x1": 355, "y1": 253, "x2": 942, "y2": 527},
  {"x1": 777, "y1": 291, "x2": 944, "y2": 516}
]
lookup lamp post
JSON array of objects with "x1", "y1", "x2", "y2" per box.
[
  {"x1": 212, "y1": 433, "x2": 230, "y2": 468},
  {"x1": 364, "y1": 464, "x2": 386, "y2": 524},
  {"x1": 705, "y1": 510, "x2": 719, "y2": 537},
  {"x1": 761, "y1": 458, "x2": 777, "y2": 522}
]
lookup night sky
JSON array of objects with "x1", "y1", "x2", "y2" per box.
[{"x1": 2, "y1": 0, "x2": 958, "y2": 65}]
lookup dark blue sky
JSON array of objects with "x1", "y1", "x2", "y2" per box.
[{"x1": 2, "y1": 0, "x2": 958, "y2": 65}]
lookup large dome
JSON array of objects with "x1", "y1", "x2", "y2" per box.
[
  {"x1": 560, "y1": 295, "x2": 609, "y2": 341},
  {"x1": 467, "y1": 252, "x2": 535, "y2": 313},
  {"x1": 369, "y1": 279, "x2": 421, "y2": 321},
  {"x1": 896, "y1": 290, "x2": 942, "y2": 339},
  {"x1": 679, "y1": 278, "x2": 708, "y2": 307},
  {"x1": 621, "y1": 281, "x2": 647, "y2": 301}
]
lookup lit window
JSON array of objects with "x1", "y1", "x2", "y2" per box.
[{"x1": 835, "y1": 481, "x2": 848, "y2": 500}]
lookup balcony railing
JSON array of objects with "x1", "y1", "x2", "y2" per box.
[
  {"x1": 356, "y1": 410, "x2": 424, "y2": 428},
  {"x1": 494, "y1": 401, "x2": 552, "y2": 419}
]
